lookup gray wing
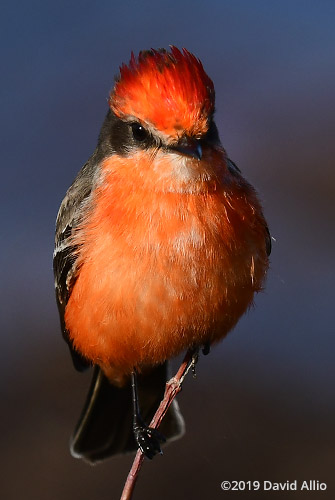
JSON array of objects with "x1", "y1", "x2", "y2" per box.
[
  {"x1": 53, "y1": 158, "x2": 98, "y2": 370},
  {"x1": 54, "y1": 110, "x2": 117, "y2": 369}
]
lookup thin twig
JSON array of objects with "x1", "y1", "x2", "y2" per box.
[{"x1": 120, "y1": 349, "x2": 195, "y2": 500}]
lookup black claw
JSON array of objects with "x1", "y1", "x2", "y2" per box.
[
  {"x1": 134, "y1": 423, "x2": 166, "y2": 459},
  {"x1": 202, "y1": 342, "x2": 211, "y2": 356}
]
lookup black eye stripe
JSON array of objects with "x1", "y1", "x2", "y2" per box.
[{"x1": 103, "y1": 111, "x2": 219, "y2": 157}]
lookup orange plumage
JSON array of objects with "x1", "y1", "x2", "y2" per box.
[
  {"x1": 65, "y1": 148, "x2": 268, "y2": 380},
  {"x1": 58, "y1": 46, "x2": 269, "y2": 385}
]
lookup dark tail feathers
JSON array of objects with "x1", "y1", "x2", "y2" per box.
[{"x1": 70, "y1": 363, "x2": 185, "y2": 463}]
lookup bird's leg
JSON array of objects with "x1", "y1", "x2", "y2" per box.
[{"x1": 131, "y1": 371, "x2": 166, "y2": 459}]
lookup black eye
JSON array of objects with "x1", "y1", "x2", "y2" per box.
[{"x1": 131, "y1": 122, "x2": 149, "y2": 142}]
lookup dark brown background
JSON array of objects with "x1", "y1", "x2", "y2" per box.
[{"x1": 1, "y1": 1, "x2": 334, "y2": 499}]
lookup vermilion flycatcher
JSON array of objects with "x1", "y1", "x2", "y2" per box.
[{"x1": 54, "y1": 47, "x2": 270, "y2": 463}]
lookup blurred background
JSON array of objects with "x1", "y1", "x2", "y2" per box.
[{"x1": 1, "y1": 1, "x2": 334, "y2": 499}]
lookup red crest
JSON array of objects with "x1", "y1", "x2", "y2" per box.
[{"x1": 110, "y1": 47, "x2": 215, "y2": 137}]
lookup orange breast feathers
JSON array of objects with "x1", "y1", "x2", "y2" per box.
[{"x1": 65, "y1": 148, "x2": 269, "y2": 379}]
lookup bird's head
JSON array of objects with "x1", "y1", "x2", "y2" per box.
[{"x1": 100, "y1": 47, "x2": 228, "y2": 193}]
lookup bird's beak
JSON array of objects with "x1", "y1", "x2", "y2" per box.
[{"x1": 169, "y1": 138, "x2": 202, "y2": 160}]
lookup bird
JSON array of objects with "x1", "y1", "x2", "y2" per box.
[{"x1": 53, "y1": 46, "x2": 271, "y2": 463}]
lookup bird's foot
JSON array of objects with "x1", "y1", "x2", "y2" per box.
[{"x1": 133, "y1": 420, "x2": 166, "y2": 459}]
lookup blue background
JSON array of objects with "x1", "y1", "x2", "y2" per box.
[{"x1": 1, "y1": 1, "x2": 334, "y2": 499}]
